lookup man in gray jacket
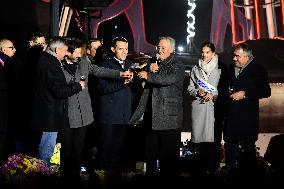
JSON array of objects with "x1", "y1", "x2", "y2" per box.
[
  {"x1": 130, "y1": 36, "x2": 185, "y2": 176},
  {"x1": 61, "y1": 38, "x2": 132, "y2": 175}
]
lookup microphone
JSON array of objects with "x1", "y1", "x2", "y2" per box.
[{"x1": 155, "y1": 54, "x2": 160, "y2": 61}]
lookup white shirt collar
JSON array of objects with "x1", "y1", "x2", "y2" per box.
[{"x1": 113, "y1": 56, "x2": 124, "y2": 64}]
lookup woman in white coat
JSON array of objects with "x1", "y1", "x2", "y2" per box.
[{"x1": 187, "y1": 42, "x2": 224, "y2": 174}]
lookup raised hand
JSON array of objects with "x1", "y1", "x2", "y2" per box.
[
  {"x1": 79, "y1": 80, "x2": 86, "y2": 90},
  {"x1": 150, "y1": 63, "x2": 159, "y2": 73}
]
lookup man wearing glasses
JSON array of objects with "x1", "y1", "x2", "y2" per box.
[
  {"x1": 21, "y1": 30, "x2": 48, "y2": 157},
  {"x1": 0, "y1": 39, "x2": 16, "y2": 58},
  {"x1": 0, "y1": 39, "x2": 16, "y2": 164},
  {"x1": 28, "y1": 30, "x2": 47, "y2": 51}
]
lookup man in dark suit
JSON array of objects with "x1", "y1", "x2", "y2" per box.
[
  {"x1": 224, "y1": 43, "x2": 271, "y2": 169},
  {"x1": 0, "y1": 39, "x2": 16, "y2": 164},
  {"x1": 130, "y1": 36, "x2": 185, "y2": 176},
  {"x1": 31, "y1": 37, "x2": 85, "y2": 166},
  {"x1": 96, "y1": 37, "x2": 133, "y2": 173}
]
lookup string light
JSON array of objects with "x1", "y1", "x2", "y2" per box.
[{"x1": 186, "y1": 0, "x2": 196, "y2": 44}]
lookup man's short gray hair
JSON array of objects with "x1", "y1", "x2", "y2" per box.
[
  {"x1": 234, "y1": 43, "x2": 253, "y2": 57},
  {"x1": 47, "y1": 37, "x2": 67, "y2": 52},
  {"x1": 158, "y1": 36, "x2": 175, "y2": 50},
  {"x1": 0, "y1": 39, "x2": 12, "y2": 51}
]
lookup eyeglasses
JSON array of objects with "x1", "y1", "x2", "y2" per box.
[
  {"x1": 35, "y1": 42, "x2": 46, "y2": 46},
  {"x1": 6, "y1": 46, "x2": 15, "y2": 50}
]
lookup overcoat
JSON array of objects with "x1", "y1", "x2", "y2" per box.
[
  {"x1": 130, "y1": 54, "x2": 185, "y2": 130},
  {"x1": 224, "y1": 60, "x2": 271, "y2": 142},
  {"x1": 31, "y1": 52, "x2": 82, "y2": 131},
  {"x1": 62, "y1": 58, "x2": 121, "y2": 128},
  {"x1": 97, "y1": 55, "x2": 133, "y2": 124},
  {"x1": 187, "y1": 61, "x2": 221, "y2": 143},
  {"x1": 0, "y1": 52, "x2": 9, "y2": 132}
]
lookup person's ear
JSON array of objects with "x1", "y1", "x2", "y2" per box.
[
  {"x1": 29, "y1": 41, "x2": 34, "y2": 47},
  {"x1": 2, "y1": 47, "x2": 7, "y2": 54},
  {"x1": 111, "y1": 47, "x2": 115, "y2": 53}
]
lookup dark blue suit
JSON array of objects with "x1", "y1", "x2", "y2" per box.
[
  {"x1": 97, "y1": 54, "x2": 133, "y2": 171},
  {"x1": 97, "y1": 55, "x2": 132, "y2": 124}
]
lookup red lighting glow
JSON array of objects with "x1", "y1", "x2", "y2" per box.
[
  {"x1": 281, "y1": 0, "x2": 284, "y2": 31},
  {"x1": 230, "y1": 0, "x2": 237, "y2": 44},
  {"x1": 273, "y1": 37, "x2": 284, "y2": 40},
  {"x1": 254, "y1": 0, "x2": 261, "y2": 39}
]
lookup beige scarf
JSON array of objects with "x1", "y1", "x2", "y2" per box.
[{"x1": 198, "y1": 54, "x2": 218, "y2": 81}]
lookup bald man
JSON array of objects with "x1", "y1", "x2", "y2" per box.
[
  {"x1": 0, "y1": 38, "x2": 16, "y2": 163},
  {"x1": 0, "y1": 39, "x2": 16, "y2": 58}
]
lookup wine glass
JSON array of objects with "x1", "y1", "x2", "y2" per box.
[
  {"x1": 228, "y1": 86, "x2": 234, "y2": 94},
  {"x1": 80, "y1": 75, "x2": 86, "y2": 81},
  {"x1": 199, "y1": 89, "x2": 207, "y2": 104},
  {"x1": 129, "y1": 63, "x2": 140, "y2": 73}
]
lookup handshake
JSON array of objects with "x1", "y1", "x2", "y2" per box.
[
  {"x1": 120, "y1": 63, "x2": 148, "y2": 84},
  {"x1": 120, "y1": 70, "x2": 133, "y2": 77},
  {"x1": 120, "y1": 55, "x2": 159, "y2": 83},
  {"x1": 129, "y1": 63, "x2": 148, "y2": 74}
]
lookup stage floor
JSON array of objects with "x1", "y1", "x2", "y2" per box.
[{"x1": 181, "y1": 132, "x2": 280, "y2": 157}]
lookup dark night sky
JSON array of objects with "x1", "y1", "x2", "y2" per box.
[
  {"x1": 0, "y1": 0, "x2": 213, "y2": 56},
  {"x1": 96, "y1": 0, "x2": 213, "y2": 53},
  {"x1": 0, "y1": 0, "x2": 283, "y2": 132}
]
